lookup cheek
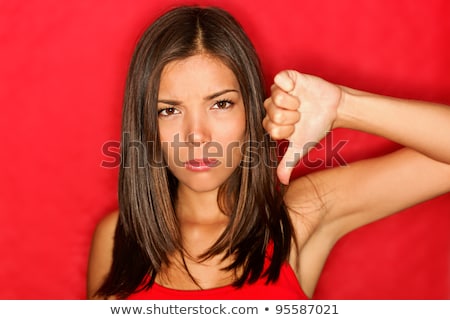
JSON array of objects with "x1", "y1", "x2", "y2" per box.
[
  {"x1": 158, "y1": 123, "x2": 179, "y2": 152},
  {"x1": 219, "y1": 127, "x2": 246, "y2": 164},
  {"x1": 221, "y1": 110, "x2": 246, "y2": 141},
  {"x1": 158, "y1": 129, "x2": 176, "y2": 166},
  {"x1": 158, "y1": 123, "x2": 174, "y2": 144}
]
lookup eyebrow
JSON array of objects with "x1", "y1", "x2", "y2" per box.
[
  {"x1": 205, "y1": 89, "x2": 239, "y2": 100},
  {"x1": 157, "y1": 89, "x2": 239, "y2": 105}
]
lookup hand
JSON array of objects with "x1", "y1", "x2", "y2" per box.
[{"x1": 263, "y1": 70, "x2": 342, "y2": 184}]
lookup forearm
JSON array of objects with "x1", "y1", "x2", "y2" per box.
[{"x1": 334, "y1": 87, "x2": 450, "y2": 164}]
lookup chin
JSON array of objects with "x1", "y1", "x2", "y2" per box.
[
  {"x1": 178, "y1": 178, "x2": 224, "y2": 194},
  {"x1": 174, "y1": 170, "x2": 236, "y2": 195}
]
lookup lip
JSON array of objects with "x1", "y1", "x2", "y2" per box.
[{"x1": 184, "y1": 158, "x2": 219, "y2": 171}]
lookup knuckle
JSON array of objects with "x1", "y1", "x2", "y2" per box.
[
  {"x1": 271, "y1": 128, "x2": 282, "y2": 140},
  {"x1": 287, "y1": 126, "x2": 295, "y2": 136},
  {"x1": 262, "y1": 117, "x2": 269, "y2": 129},
  {"x1": 273, "y1": 111, "x2": 284, "y2": 124},
  {"x1": 267, "y1": 126, "x2": 280, "y2": 139},
  {"x1": 274, "y1": 93, "x2": 284, "y2": 106}
]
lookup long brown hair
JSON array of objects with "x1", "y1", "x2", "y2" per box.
[{"x1": 97, "y1": 5, "x2": 292, "y2": 299}]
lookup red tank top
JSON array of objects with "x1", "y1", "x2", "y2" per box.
[{"x1": 127, "y1": 262, "x2": 307, "y2": 300}]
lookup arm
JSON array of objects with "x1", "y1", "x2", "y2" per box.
[
  {"x1": 263, "y1": 70, "x2": 450, "y2": 184},
  {"x1": 321, "y1": 80, "x2": 450, "y2": 232},
  {"x1": 335, "y1": 86, "x2": 450, "y2": 164},
  {"x1": 263, "y1": 70, "x2": 450, "y2": 206},
  {"x1": 86, "y1": 211, "x2": 118, "y2": 299},
  {"x1": 263, "y1": 71, "x2": 450, "y2": 296},
  {"x1": 285, "y1": 148, "x2": 450, "y2": 298}
]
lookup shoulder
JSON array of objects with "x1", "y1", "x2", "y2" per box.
[
  {"x1": 87, "y1": 210, "x2": 119, "y2": 299},
  {"x1": 90, "y1": 210, "x2": 119, "y2": 251},
  {"x1": 96, "y1": 210, "x2": 119, "y2": 235}
]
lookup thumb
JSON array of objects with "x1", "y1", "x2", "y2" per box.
[{"x1": 277, "y1": 142, "x2": 306, "y2": 185}]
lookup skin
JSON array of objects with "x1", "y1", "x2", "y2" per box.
[
  {"x1": 156, "y1": 55, "x2": 246, "y2": 289},
  {"x1": 158, "y1": 54, "x2": 246, "y2": 197},
  {"x1": 87, "y1": 55, "x2": 450, "y2": 299}
]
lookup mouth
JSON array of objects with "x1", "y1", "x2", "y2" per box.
[{"x1": 184, "y1": 158, "x2": 219, "y2": 171}]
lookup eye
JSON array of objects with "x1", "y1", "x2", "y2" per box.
[
  {"x1": 158, "y1": 107, "x2": 180, "y2": 117},
  {"x1": 212, "y1": 99, "x2": 234, "y2": 110}
]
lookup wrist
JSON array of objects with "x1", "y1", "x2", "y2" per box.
[{"x1": 332, "y1": 85, "x2": 355, "y2": 129}]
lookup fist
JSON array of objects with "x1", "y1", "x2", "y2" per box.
[{"x1": 263, "y1": 70, "x2": 342, "y2": 184}]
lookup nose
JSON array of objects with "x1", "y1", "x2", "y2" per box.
[{"x1": 184, "y1": 111, "x2": 211, "y2": 145}]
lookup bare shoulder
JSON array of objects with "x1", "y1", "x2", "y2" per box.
[
  {"x1": 286, "y1": 148, "x2": 450, "y2": 297},
  {"x1": 86, "y1": 210, "x2": 119, "y2": 299},
  {"x1": 95, "y1": 210, "x2": 119, "y2": 234}
]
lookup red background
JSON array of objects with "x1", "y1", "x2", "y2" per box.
[{"x1": 1, "y1": 0, "x2": 449, "y2": 299}]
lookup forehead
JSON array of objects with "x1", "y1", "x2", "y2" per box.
[{"x1": 158, "y1": 54, "x2": 239, "y2": 96}]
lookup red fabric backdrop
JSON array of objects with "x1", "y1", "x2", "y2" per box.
[{"x1": 1, "y1": 0, "x2": 449, "y2": 299}]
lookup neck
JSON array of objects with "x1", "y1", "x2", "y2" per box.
[
  {"x1": 175, "y1": 185, "x2": 228, "y2": 225},
  {"x1": 174, "y1": 185, "x2": 229, "y2": 259}
]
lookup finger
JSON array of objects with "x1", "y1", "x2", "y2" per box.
[
  {"x1": 277, "y1": 143, "x2": 306, "y2": 185},
  {"x1": 266, "y1": 105, "x2": 300, "y2": 125},
  {"x1": 274, "y1": 70, "x2": 296, "y2": 93},
  {"x1": 262, "y1": 118, "x2": 295, "y2": 140},
  {"x1": 270, "y1": 88, "x2": 300, "y2": 111}
]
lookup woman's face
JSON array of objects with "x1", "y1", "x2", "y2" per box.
[{"x1": 157, "y1": 54, "x2": 246, "y2": 194}]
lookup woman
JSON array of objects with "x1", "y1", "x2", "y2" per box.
[{"x1": 87, "y1": 5, "x2": 450, "y2": 299}]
